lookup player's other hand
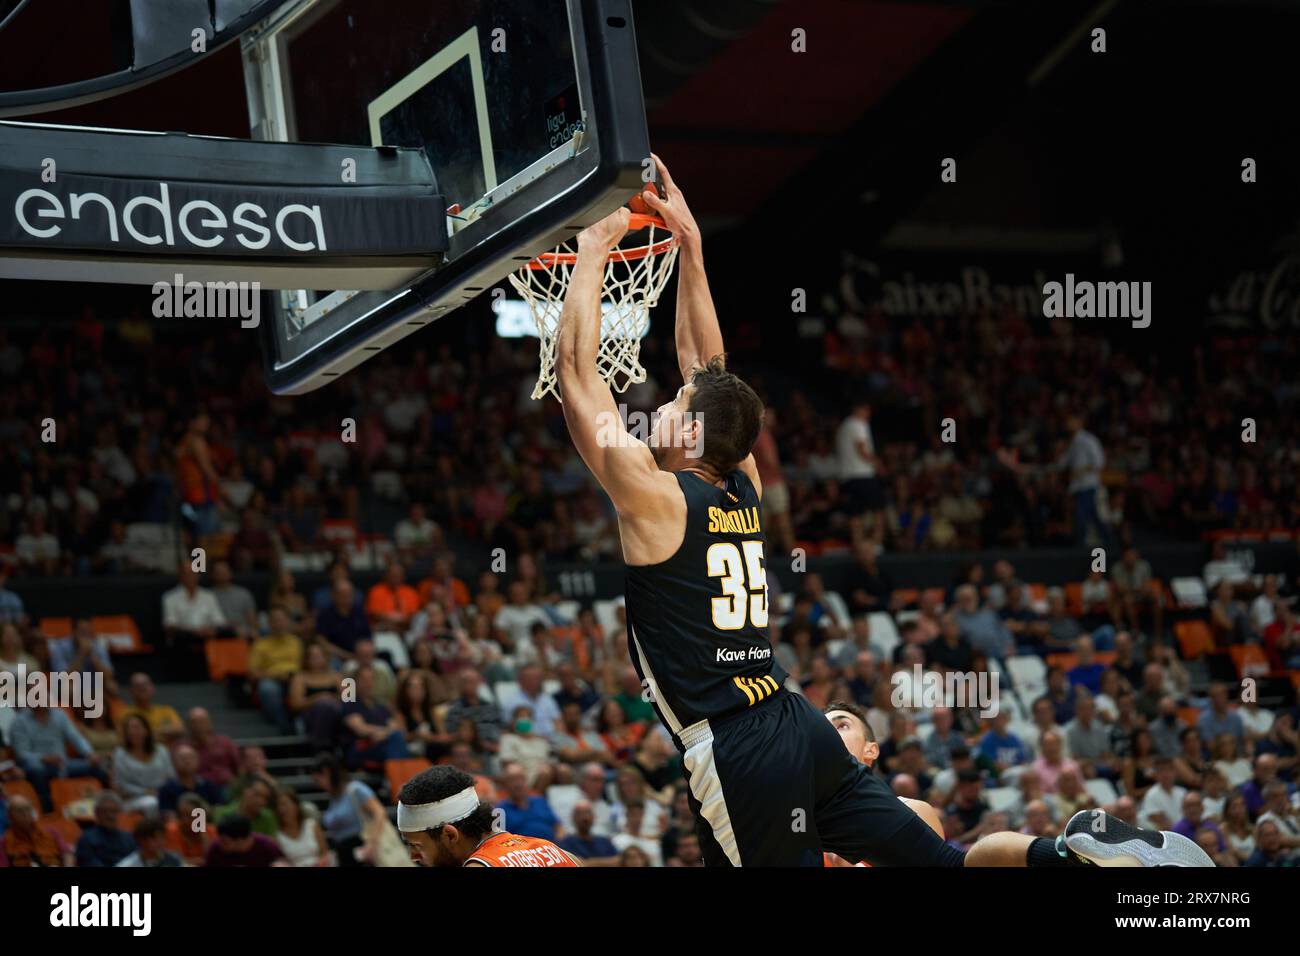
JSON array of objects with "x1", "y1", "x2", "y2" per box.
[
  {"x1": 577, "y1": 207, "x2": 631, "y2": 252},
  {"x1": 641, "y1": 153, "x2": 699, "y2": 246}
]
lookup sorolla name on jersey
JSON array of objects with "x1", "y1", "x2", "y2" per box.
[{"x1": 707, "y1": 505, "x2": 761, "y2": 535}]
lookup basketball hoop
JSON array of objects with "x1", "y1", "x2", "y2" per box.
[{"x1": 510, "y1": 212, "x2": 679, "y2": 402}]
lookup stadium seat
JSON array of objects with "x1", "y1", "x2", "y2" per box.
[
  {"x1": 1045, "y1": 650, "x2": 1116, "y2": 671},
  {"x1": 92, "y1": 614, "x2": 150, "y2": 654},
  {"x1": 1228, "y1": 644, "x2": 1270, "y2": 679},
  {"x1": 1063, "y1": 583, "x2": 1084, "y2": 617},
  {"x1": 1083, "y1": 777, "x2": 1119, "y2": 805},
  {"x1": 1006, "y1": 655, "x2": 1048, "y2": 696},
  {"x1": 205, "y1": 638, "x2": 251, "y2": 681},
  {"x1": 38, "y1": 617, "x2": 73, "y2": 640},
  {"x1": 3, "y1": 778, "x2": 40, "y2": 806},
  {"x1": 1177, "y1": 706, "x2": 1202, "y2": 728},
  {"x1": 373, "y1": 631, "x2": 409, "y2": 670},
  {"x1": 892, "y1": 588, "x2": 920, "y2": 609},
  {"x1": 1171, "y1": 577, "x2": 1208, "y2": 609},
  {"x1": 384, "y1": 757, "x2": 432, "y2": 803},
  {"x1": 867, "y1": 612, "x2": 900, "y2": 660},
  {"x1": 1174, "y1": 620, "x2": 1215, "y2": 659},
  {"x1": 50, "y1": 776, "x2": 102, "y2": 814}
]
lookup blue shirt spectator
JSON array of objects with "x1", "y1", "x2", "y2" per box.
[
  {"x1": 47, "y1": 633, "x2": 113, "y2": 676},
  {"x1": 496, "y1": 794, "x2": 559, "y2": 840},
  {"x1": 10, "y1": 707, "x2": 94, "y2": 765},
  {"x1": 559, "y1": 831, "x2": 618, "y2": 861},
  {"x1": 979, "y1": 725, "x2": 1030, "y2": 768}
]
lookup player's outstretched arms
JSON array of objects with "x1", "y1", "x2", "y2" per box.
[
  {"x1": 641, "y1": 154, "x2": 722, "y2": 383},
  {"x1": 555, "y1": 209, "x2": 672, "y2": 518}
]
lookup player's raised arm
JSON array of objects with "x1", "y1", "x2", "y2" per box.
[
  {"x1": 643, "y1": 154, "x2": 761, "y2": 492},
  {"x1": 555, "y1": 208, "x2": 663, "y2": 515},
  {"x1": 641, "y1": 154, "x2": 723, "y2": 382}
]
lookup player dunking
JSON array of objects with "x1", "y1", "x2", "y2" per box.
[{"x1": 555, "y1": 155, "x2": 1210, "y2": 867}]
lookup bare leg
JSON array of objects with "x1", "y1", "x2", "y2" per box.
[{"x1": 963, "y1": 831, "x2": 1036, "y2": 866}]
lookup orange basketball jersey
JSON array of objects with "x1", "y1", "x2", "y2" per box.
[{"x1": 465, "y1": 832, "x2": 579, "y2": 868}]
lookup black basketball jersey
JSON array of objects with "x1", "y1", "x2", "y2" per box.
[{"x1": 624, "y1": 468, "x2": 787, "y2": 734}]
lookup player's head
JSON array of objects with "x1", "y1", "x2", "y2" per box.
[
  {"x1": 650, "y1": 356, "x2": 763, "y2": 474},
  {"x1": 824, "y1": 699, "x2": 879, "y2": 767},
  {"x1": 397, "y1": 766, "x2": 496, "y2": 867}
]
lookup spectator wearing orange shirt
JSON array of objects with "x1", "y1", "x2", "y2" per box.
[
  {"x1": 417, "y1": 556, "x2": 470, "y2": 608},
  {"x1": 367, "y1": 560, "x2": 420, "y2": 630}
]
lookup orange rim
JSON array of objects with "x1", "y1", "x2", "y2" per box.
[{"x1": 525, "y1": 212, "x2": 676, "y2": 269}]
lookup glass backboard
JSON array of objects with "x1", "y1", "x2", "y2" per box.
[{"x1": 242, "y1": 0, "x2": 650, "y2": 393}]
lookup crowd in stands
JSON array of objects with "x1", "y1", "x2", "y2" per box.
[
  {"x1": 1, "y1": 295, "x2": 1299, "y2": 578},
  {"x1": 0, "y1": 289, "x2": 1297, "y2": 867},
  {"x1": 2, "y1": 523, "x2": 1298, "y2": 865}
]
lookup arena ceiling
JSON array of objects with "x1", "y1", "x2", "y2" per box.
[{"x1": 2, "y1": 0, "x2": 1298, "y2": 281}]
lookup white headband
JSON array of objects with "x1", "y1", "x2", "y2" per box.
[{"x1": 397, "y1": 785, "x2": 480, "y2": 832}]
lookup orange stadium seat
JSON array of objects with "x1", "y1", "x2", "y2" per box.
[
  {"x1": 92, "y1": 614, "x2": 151, "y2": 654},
  {"x1": 1177, "y1": 706, "x2": 1202, "y2": 728},
  {"x1": 205, "y1": 638, "x2": 251, "y2": 681},
  {"x1": 1174, "y1": 620, "x2": 1215, "y2": 659},
  {"x1": 38, "y1": 616, "x2": 73, "y2": 639},
  {"x1": 385, "y1": 757, "x2": 433, "y2": 803},
  {"x1": 1229, "y1": 644, "x2": 1270, "y2": 679},
  {"x1": 892, "y1": 588, "x2": 920, "y2": 608},
  {"x1": 49, "y1": 776, "x2": 102, "y2": 815},
  {"x1": 1063, "y1": 582, "x2": 1084, "y2": 617},
  {"x1": 3, "y1": 779, "x2": 41, "y2": 807}
]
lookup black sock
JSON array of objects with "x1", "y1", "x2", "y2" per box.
[{"x1": 1026, "y1": 835, "x2": 1087, "y2": 867}]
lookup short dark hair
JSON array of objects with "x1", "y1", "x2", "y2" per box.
[
  {"x1": 687, "y1": 356, "x2": 764, "y2": 472},
  {"x1": 134, "y1": 817, "x2": 166, "y2": 841},
  {"x1": 217, "y1": 813, "x2": 252, "y2": 839},
  {"x1": 824, "y1": 699, "x2": 875, "y2": 743},
  {"x1": 398, "y1": 766, "x2": 495, "y2": 841}
]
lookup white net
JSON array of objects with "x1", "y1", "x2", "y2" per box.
[{"x1": 509, "y1": 219, "x2": 679, "y2": 401}]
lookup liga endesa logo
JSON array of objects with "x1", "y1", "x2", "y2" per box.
[{"x1": 13, "y1": 182, "x2": 327, "y2": 252}]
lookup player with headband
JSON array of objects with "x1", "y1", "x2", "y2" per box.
[{"x1": 396, "y1": 765, "x2": 581, "y2": 868}]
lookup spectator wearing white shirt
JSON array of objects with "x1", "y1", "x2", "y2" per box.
[
  {"x1": 15, "y1": 512, "x2": 60, "y2": 575},
  {"x1": 161, "y1": 565, "x2": 229, "y2": 680},
  {"x1": 514, "y1": 621, "x2": 569, "y2": 673},
  {"x1": 494, "y1": 580, "x2": 551, "y2": 658},
  {"x1": 497, "y1": 664, "x2": 561, "y2": 739},
  {"x1": 393, "y1": 503, "x2": 442, "y2": 562},
  {"x1": 1250, "y1": 576, "x2": 1281, "y2": 635},
  {"x1": 1137, "y1": 758, "x2": 1187, "y2": 830},
  {"x1": 836, "y1": 400, "x2": 885, "y2": 515},
  {"x1": 1203, "y1": 540, "x2": 1251, "y2": 591},
  {"x1": 551, "y1": 762, "x2": 619, "y2": 837},
  {"x1": 610, "y1": 802, "x2": 663, "y2": 866}
]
